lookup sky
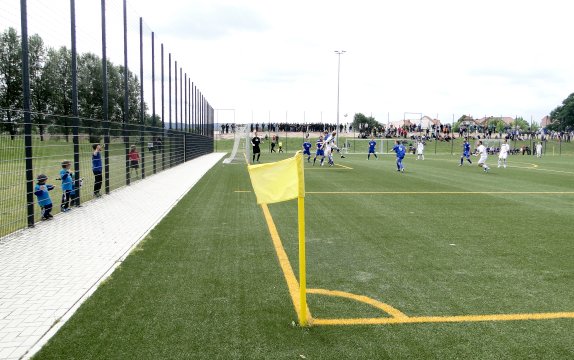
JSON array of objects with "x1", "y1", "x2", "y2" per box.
[{"x1": 4, "y1": 0, "x2": 574, "y2": 125}]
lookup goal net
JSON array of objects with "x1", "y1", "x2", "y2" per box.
[
  {"x1": 343, "y1": 138, "x2": 401, "y2": 155},
  {"x1": 480, "y1": 139, "x2": 503, "y2": 155},
  {"x1": 223, "y1": 125, "x2": 251, "y2": 164}
]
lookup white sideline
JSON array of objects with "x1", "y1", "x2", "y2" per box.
[{"x1": 0, "y1": 152, "x2": 225, "y2": 360}]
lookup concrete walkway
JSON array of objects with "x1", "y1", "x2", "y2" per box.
[{"x1": 0, "y1": 153, "x2": 225, "y2": 360}]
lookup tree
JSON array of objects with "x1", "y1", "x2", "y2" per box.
[
  {"x1": 0, "y1": 27, "x2": 22, "y2": 138},
  {"x1": 352, "y1": 113, "x2": 381, "y2": 135},
  {"x1": 549, "y1": 93, "x2": 574, "y2": 131},
  {"x1": 29, "y1": 33, "x2": 50, "y2": 141},
  {"x1": 1, "y1": 27, "x2": 156, "y2": 142},
  {"x1": 78, "y1": 52, "x2": 104, "y2": 140},
  {"x1": 513, "y1": 117, "x2": 530, "y2": 132},
  {"x1": 452, "y1": 115, "x2": 474, "y2": 133},
  {"x1": 44, "y1": 46, "x2": 73, "y2": 141}
]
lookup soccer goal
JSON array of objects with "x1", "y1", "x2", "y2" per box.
[
  {"x1": 343, "y1": 138, "x2": 399, "y2": 155},
  {"x1": 481, "y1": 139, "x2": 503, "y2": 155},
  {"x1": 223, "y1": 125, "x2": 252, "y2": 164}
]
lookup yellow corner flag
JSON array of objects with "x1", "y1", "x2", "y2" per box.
[
  {"x1": 247, "y1": 152, "x2": 305, "y2": 205},
  {"x1": 247, "y1": 152, "x2": 308, "y2": 326}
]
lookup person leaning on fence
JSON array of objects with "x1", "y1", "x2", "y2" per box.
[
  {"x1": 92, "y1": 143, "x2": 103, "y2": 197},
  {"x1": 129, "y1": 145, "x2": 141, "y2": 178},
  {"x1": 59, "y1": 160, "x2": 74, "y2": 212},
  {"x1": 34, "y1": 174, "x2": 55, "y2": 220}
]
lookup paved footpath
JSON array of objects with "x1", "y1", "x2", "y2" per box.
[{"x1": 0, "y1": 153, "x2": 225, "y2": 360}]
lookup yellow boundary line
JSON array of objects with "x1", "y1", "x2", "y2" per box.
[
  {"x1": 312, "y1": 312, "x2": 574, "y2": 326},
  {"x1": 305, "y1": 163, "x2": 354, "y2": 170},
  {"x1": 307, "y1": 288, "x2": 407, "y2": 318},
  {"x1": 334, "y1": 163, "x2": 353, "y2": 170},
  {"x1": 240, "y1": 191, "x2": 574, "y2": 195},
  {"x1": 306, "y1": 191, "x2": 574, "y2": 195},
  {"x1": 261, "y1": 204, "x2": 574, "y2": 326},
  {"x1": 261, "y1": 204, "x2": 313, "y2": 324}
]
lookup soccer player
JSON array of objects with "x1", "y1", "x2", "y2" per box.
[
  {"x1": 323, "y1": 130, "x2": 345, "y2": 163},
  {"x1": 251, "y1": 132, "x2": 261, "y2": 163},
  {"x1": 498, "y1": 139, "x2": 510, "y2": 168},
  {"x1": 323, "y1": 131, "x2": 336, "y2": 166},
  {"x1": 302, "y1": 138, "x2": 312, "y2": 162},
  {"x1": 368, "y1": 135, "x2": 378, "y2": 160},
  {"x1": 313, "y1": 135, "x2": 325, "y2": 166},
  {"x1": 416, "y1": 140, "x2": 424, "y2": 160},
  {"x1": 392, "y1": 140, "x2": 406, "y2": 172},
  {"x1": 460, "y1": 137, "x2": 473, "y2": 166},
  {"x1": 475, "y1": 140, "x2": 490, "y2": 173}
]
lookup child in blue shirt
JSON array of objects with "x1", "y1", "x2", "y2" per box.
[
  {"x1": 34, "y1": 174, "x2": 55, "y2": 220},
  {"x1": 59, "y1": 160, "x2": 74, "y2": 212}
]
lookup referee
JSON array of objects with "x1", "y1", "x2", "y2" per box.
[{"x1": 251, "y1": 132, "x2": 261, "y2": 163}]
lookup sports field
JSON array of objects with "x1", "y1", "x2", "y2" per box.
[{"x1": 34, "y1": 148, "x2": 574, "y2": 359}]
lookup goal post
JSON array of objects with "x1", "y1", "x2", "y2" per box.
[{"x1": 223, "y1": 125, "x2": 251, "y2": 164}]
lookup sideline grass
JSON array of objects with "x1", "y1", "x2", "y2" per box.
[{"x1": 33, "y1": 152, "x2": 573, "y2": 359}]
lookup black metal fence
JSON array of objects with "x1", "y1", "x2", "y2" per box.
[
  {"x1": 0, "y1": 0, "x2": 214, "y2": 236},
  {"x1": 0, "y1": 110, "x2": 213, "y2": 237}
]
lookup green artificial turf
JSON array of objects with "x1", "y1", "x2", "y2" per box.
[{"x1": 24, "y1": 147, "x2": 574, "y2": 360}]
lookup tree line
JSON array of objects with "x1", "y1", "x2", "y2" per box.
[{"x1": 0, "y1": 27, "x2": 157, "y2": 141}]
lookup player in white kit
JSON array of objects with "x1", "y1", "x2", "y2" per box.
[
  {"x1": 416, "y1": 140, "x2": 424, "y2": 160},
  {"x1": 475, "y1": 140, "x2": 490, "y2": 173},
  {"x1": 498, "y1": 139, "x2": 510, "y2": 168},
  {"x1": 536, "y1": 142, "x2": 543, "y2": 158}
]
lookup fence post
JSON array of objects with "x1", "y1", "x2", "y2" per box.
[
  {"x1": 139, "y1": 17, "x2": 145, "y2": 180},
  {"x1": 122, "y1": 0, "x2": 130, "y2": 185},
  {"x1": 184, "y1": 133, "x2": 187, "y2": 163},
  {"x1": 174, "y1": 60, "x2": 178, "y2": 131},
  {"x1": 70, "y1": 0, "x2": 81, "y2": 205},
  {"x1": 20, "y1": 0, "x2": 35, "y2": 227},
  {"x1": 151, "y1": 32, "x2": 157, "y2": 174},
  {"x1": 161, "y1": 44, "x2": 165, "y2": 171},
  {"x1": 101, "y1": 0, "x2": 110, "y2": 194}
]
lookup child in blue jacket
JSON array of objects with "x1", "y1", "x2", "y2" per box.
[{"x1": 34, "y1": 174, "x2": 55, "y2": 220}]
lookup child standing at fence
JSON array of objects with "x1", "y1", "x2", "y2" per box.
[
  {"x1": 59, "y1": 160, "x2": 74, "y2": 212},
  {"x1": 34, "y1": 174, "x2": 55, "y2": 220},
  {"x1": 129, "y1": 145, "x2": 140, "y2": 178}
]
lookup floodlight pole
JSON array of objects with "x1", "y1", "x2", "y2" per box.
[{"x1": 335, "y1": 50, "x2": 346, "y2": 146}]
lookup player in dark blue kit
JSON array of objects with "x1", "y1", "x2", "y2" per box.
[
  {"x1": 460, "y1": 138, "x2": 473, "y2": 166},
  {"x1": 302, "y1": 139, "x2": 312, "y2": 162},
  {"x1": 392, "y1": 140, "x2": 406, "y2": 172},
  {"x1": 368, "y1": 136, "x2": 378, "y2": 160},
  {"x1": 313, "y1": 135, "x2": 325, "y2": 166}
]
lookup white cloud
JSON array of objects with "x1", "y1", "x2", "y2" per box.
[{"x1": 6, "y1": 0, "x2": 574, "y2": 124}]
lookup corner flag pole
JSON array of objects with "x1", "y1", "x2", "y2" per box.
[{"x1": 298, "y1": 195, "x2": 307, "y2": 326}]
